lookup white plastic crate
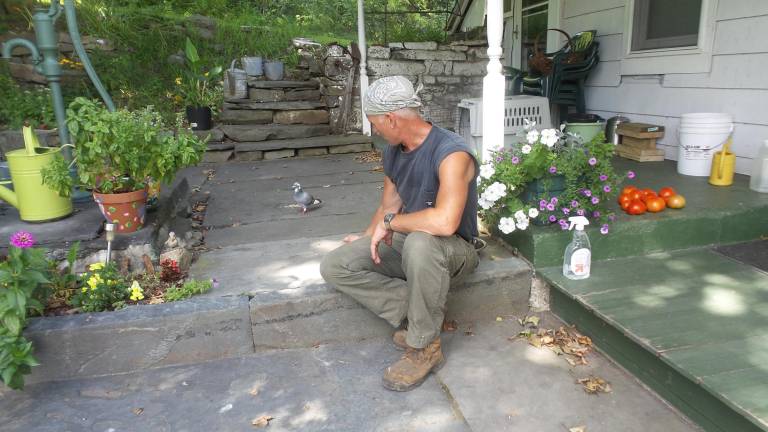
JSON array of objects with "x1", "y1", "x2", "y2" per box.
[{"x1": 457, "y1": 95, "x2": 552, "y2": 159}]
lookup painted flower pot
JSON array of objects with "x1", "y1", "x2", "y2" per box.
[
  {"x1": 93, "y1": 188, "x2": 147, "y2": 233},
  {"x1": 185, "y1": 106, "x2": 212, "y2": 131}
]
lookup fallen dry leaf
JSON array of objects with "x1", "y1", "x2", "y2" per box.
[
  {"x1": 355, "y1": 150, "x2": 383, "y2": 163},
  {"x1": 251, "y1": 415, "x2": 274, "y2": 428},
  {"x1": 577, "y1": 376, "x2": 612, "y2": 394},
  {"x1": 442, "y1": 319, "x2": 458, "y2": 332},
  {"x1": 569, "y1": 426, "x2": 586, "y2": 432},
  {"x1": 132, "y1": 407, "x2": 144, "y2": 416}
]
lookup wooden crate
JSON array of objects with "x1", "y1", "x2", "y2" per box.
[
  {"x1": 616, "y1": 144, "x2": 665, "y2": 162},
  {"x1": 616, "y1": 123, "x2": 665, "y2": 139}
]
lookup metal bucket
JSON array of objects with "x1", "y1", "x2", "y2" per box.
[
  {"x1": 264, "y1": 60, "x2": 284, "y2": 81},
  {"x1": 242, "y1": 56, "x2": 263, "y2": 76}
]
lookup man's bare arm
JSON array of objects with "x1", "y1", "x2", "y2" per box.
[{"x1": 364, "y1": 176, "x2": 402, "y2": 237}]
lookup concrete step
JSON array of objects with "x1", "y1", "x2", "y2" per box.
[
  {"x1": 221, "y1": 124, "x2": 330, "y2": 142},
  {"x1": 246, "y1": 78, "x2": 320, "y2": 89},
  {"x1": 234, "y1": 134, "x2": 372, "y2": 153},
  {"x1": 224, "y1": 100, "x2": 326, "y2": 111}
]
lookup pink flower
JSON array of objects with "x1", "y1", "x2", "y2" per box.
[
  {"x1": 548, "y1": 215, "x2": 557, "y2": 222},
  {"x1": 593, "y1": 211, "x2": 601, "y2": 218},
  {"x1": 546, "y1": 203, "x2": 556, "y2": 211},
  {"x1": 600, "y1": 224, "x2": 610, "y2": 235},
  {"x1": 603, "y1": 185, "x2": 611, "y2": 193},
  {"x1": 511, "y1": 156, "x2": 520, "y2": 164},
  {"x1": 627, "y1": 170, "x2": 636, "y2": 179},
  {"x1": 10, "y1": 231, "x2": 35, "y2": 248},
  {"x1": 576, "y1": 209, "x2": 585, "y2": 216},
  {"x1": 549, "y1": 166, "x2": 557, "y2": 174},
  {"x1": 562, "y1": 207, "x2": 570, "y2": 215},
  {"x1": 588, "y1": 157, "x2": 597, "y2": 166},
  {"x1": 591, "y1": 196, "x2": 600, "y2": 205},
  {"x1": 599, "y1": 174, "x2": 608, "y2": 181}
]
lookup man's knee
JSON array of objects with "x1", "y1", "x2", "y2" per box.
[{"x1": 320, "y1": 249, "x2": 344, "y2": 284}]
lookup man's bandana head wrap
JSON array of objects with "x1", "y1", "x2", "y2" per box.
[{"x1": 364, "y1": 76, "x2": 423, "y2": 116}]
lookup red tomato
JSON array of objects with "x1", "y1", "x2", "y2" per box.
[
  {"x1": 646, "y1": 196, "x2": 666, "y2": 213},
  {"x1": 627, "y1": 199, "x2": 647, "y2": 215},
  {"x1": 629, "y1": 190, "x2": 643, "y2": 201},
  {"x1": 621, "y1": 185, "x2": 638, "y2": 196},
  {"x1": 618, "y1": 193, "x2": 633, "y2": 206},
  {"x1": 641, "y1": 191, "x2": 658, "y2": 204},
  {"x1": 658, "y1": 187, "x2": 676, "y2": 199},
  {"x1": 666, "y1": 194, "x2": 686, "y2": 209}
]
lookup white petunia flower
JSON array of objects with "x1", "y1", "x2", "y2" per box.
[
  {"x1": 514, "y1": 210, "x2": 527, "y2": 222},
  {"x1": 528, "y1": 208, "x2": 539, "y2": 218},
  {"x1": 516, "y1": 220, "x2": 530, "y2": 230},
  {"x1": 521, "y1": 144, "x2": 532, "y2": 154},
  {"x1": 478, "y1": 196, "x2": 493, "y2": 210},
  {"x1": 526, "y1": 130, "x2": 540, "y2": 145},
  {"x1": 479, "y1": 164, "x2": 495, "y2": 179},
  {"x1": 498, "y1": 217, "x2": 516, "y2": 234}
]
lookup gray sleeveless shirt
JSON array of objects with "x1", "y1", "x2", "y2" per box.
[{"x1": 383, "y1": 126, "x2": 479, "y2": 241}]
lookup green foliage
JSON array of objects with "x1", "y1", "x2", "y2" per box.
[
  {"x1": 0, "y1": 245, "x2": 48, "y2": 390},
  {"x1": 44, "y1": 242, "x2": 80, "y2": 307},
  {"x1": 68, "y1": 262, "x2": 129, "y2": 312},
  {"x1": 479, "y1": 130, "x2": 631, "y2": 234},
  {"x1": 174, "y1": 38, "x2": 223, "y2": 108},
  {"x1": 42, "y1": 98, "x2": 206, "y2": 195},
  {"x1": 164, "y1": 278, "x2": 211, "y2": 302},
  {"x1": 40, "y1": 153, "x2": 73, "y2": 198},
  {"x1": 0, "y1": 71, "x2": 56, "y2": 130}
]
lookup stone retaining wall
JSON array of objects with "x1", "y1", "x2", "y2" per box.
[{"x1": 361, "y1": 40, "x2": 491, "y2": 131}]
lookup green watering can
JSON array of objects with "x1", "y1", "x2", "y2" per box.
[{"x1": 0, "y1": 125, "x2": 72, "y2": 222}]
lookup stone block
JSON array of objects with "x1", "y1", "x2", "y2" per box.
[
  {"x1": 442, "y1": 43, "x2": 468, "y2": 52},
  {"x1": 219, "y1": 109, "x2": 273, "y2": 125},
  {"x1": 24, "y1": 297, "x2": 253, "y2": 383},
  {"x1": 284, "y1": 89, "x2": 321, "y2": 101},
  {"x1": 467, "y1": 47, "x2": 490, "y2": 60},
  {"x1": 437, "y1": 76, "x2": 462, "y2": 84},
  {"x1": 323, "y1": 84, "x2": 347, "y2": 96},
  {"x1": 222, "y1": 124, "x2": 330, "y2": 142},
  {"x1": 206, "y1": 142, "x2": 234, "y2": 151},
  {"x1": 234, "y1": 150, "x2": 263, "y2": 161},
  {"x1": 248, "y1": 88, "x2": 285, "y2": 102},
  {"x1": 391, "y1": 49, "x2": 466, "y2": 61},
  {"x1": 274, "y1": 110, "x2": 329, "y2": 125},
  {"x1": 328, "y1": 143, "x2": 372, "y2": 154},
  {"x1": 367, "y1": 46, "x2": 391, "y2": 59},
  {"x1": 325, "y1": 95, "x2": 341, "y2": 108},
  {"x1": 367, "y1": 59, "x2": 426, "y2": 76},
  {"x1": 264, "y1": 149, "x2": 296, "y2": 160},
  {"x1": 8, "y1": 63, "x2": 45, "y2": 84},
  {"x1": 444, "y1": 61, "x2": 454, "y2": 74},
  {"x1": 425, "y1": 61, "x2": 444, "y2": 75},
  {"x1": 202, "y1": 150, "x2": 233, "y2": 163},
  {"x1": 325, "y1": 56, "x2": 354, "y2": 77},
  {"x1": 404, "y1": 41, "x2": 438, "y2": 50},
  {"x1": 423, "y1": 75, "x2": 436, "y2": 84},
  {"x1": 326, "y1": 45, "x2": 345, "y2": 57},
  {"x1": 159, "y1": 247, "x2": 192, "y2": 272},
  {"x1": 388, "y1": 42, "x2": 404, "y2": 49},
  {"x1": 452, "y1": 61, "x2": 488, "y2": 76},
  {"x1": 193, "y1": 127, "x2": 224, "y2": 142},
  {"x1": 298, "y1": 147, "x2": 329, "y2": 157}
]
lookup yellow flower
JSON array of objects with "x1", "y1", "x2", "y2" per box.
[
  {"x1": 175, "y1": 77, "x2": 182, "y2": 85},
  {"x1": 204, "y1": 71, "x2": 209, "y2": 77},
  {"x1": 81, "y1": 287, "x2": 87, "y2": 293},
  {"x1": 129, "y1": 281, "x2": 145, "y2": 301},
  {"x1": 174, "y1": 95, "x2": 183, "y2": 104},
  {"x1": 87, "y1": 273, "x2": 103, "y2": 290},
  {"x1": 89, "y1": 262, "x2": 105, "y2": 271}
]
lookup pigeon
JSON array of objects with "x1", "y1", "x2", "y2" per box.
[{"x1": 292, "y1": 182, "x2": 322, "y2": 213}]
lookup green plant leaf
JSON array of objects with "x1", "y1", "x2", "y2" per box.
[{"x1": 185, "y1": 37, "x2": 200, "y2": 64}]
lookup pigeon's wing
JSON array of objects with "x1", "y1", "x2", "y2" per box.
[
  {"x1": 293, "y1": 190, "x2": 315, "y2": 206},
  {"x1": 305, "y1": 198, "x2": 323, "y2": 212}
]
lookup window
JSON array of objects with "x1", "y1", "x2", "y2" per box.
[{"x1": 631, "y1": 0, "x2": 703, "y2": 51}]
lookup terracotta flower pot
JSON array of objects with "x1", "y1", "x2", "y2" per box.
[{"x1": 93, "y1": 188, "x2": 148, "y2": 233}]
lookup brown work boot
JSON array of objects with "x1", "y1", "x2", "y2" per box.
[
  {"x1": 382, "y1": 337, "x2": 445, "y2": 392},
  {"x1": 392, "y1": 329, "x2": 408, "y2": 350}
]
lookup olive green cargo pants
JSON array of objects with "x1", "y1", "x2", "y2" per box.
[{"x1": 320, "y1": 231, "x2": 479, "y2": 349}]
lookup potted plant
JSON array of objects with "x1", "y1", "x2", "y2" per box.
[
  {"x1": 478, "y1": 122, "x2": 635, "y2": 235},
  {"x1": 42, "y1": 97, "x2": 207, "y2": 233},
  {"x1": 176, "y1": 38, "x2": 223, "y2": 131}
]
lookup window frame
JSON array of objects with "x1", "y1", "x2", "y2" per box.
[{"x1": 620, "y1": 0, "x2": 719, "y2": 75}]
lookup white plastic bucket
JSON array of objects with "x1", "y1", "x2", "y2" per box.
[{"x1": 677, "y1": 123, "x2": 733, "y2": 176}]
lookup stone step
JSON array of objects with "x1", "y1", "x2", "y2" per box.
[
  {"x1": 224, "y1": 100, "x2": 326, "y2": 111},
  {"x1": 246, "y1": 88, "x2": 322, "y2": 102},
  {"x1": 246, "y1": 78, "x2": 319, "y2": 89},
  {"x1": 221, "y1": 124, "x2": 330, "y2": 142},
  {"x1": 190, "y1": 235, "x2": 532, "y2": 351},
  {"x1": 234, "y1": 133, "x2": 372, "y2": 153},
  {"x1": 219, "y1": 109, "x2": 273, "y2": 125}
]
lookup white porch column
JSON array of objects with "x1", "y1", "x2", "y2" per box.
[
  {"x1": 357, "y1": 0, "x2": 371, "y2": 136},
  {"x1": 482, "y1": 0, "x2": 505, "y2": 163}
]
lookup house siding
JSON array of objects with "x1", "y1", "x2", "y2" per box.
[{"x1": 559, "y1": 0, "x2": 768, "y2": 174}]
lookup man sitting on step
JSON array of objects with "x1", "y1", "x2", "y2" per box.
[{"x1": 320, "y1": 75, "x2": 480, "y2": 391}]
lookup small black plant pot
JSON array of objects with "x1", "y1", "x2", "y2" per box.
[{"x1": 185, "y1": 106, "x2": 212, "y2": 131}]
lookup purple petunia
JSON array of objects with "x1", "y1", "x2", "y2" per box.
[
  {"x1": 627, "y1": 170, "x2": 636, "y2": 179},
  {"x1": 539, "y1": 199, "x2": 548, "y2": 208},
  {"x1": 549, "y1": 166, "x2": 557, "y2": 174},
  {"x1": 600, "y1": 224, "x2": 610, "y2": 235},
  {"x1": 588, "y1": 157, "x2": 597, "y2": 166},
  {"x1": 562, "y1": 207, "x2": 570, "y2": 215},
  {"x1": 548, "y1": 215, "x2": 557, "y2": 223},
  {"x1": 496, "y1": 156, "x2": 503, "y2": 162},
  {"x1": 599, "y1": 174, "x2": 608, "y2": 182},
  {"x1": 546, "y1": 203, "x2": 556, "y2": 211},
  {"x1": 583, "y1": 189, "x2": 592, "y2": 197},
  {"x1": 511, "y1": 156, "x2": 520, "y2": 164},
  {"x1": 603, "y1": 185, "x2": 611, "y2": 193},
  {"x1": 577, "y1": 209, "x2": 585, "y2": 216},
  {"x1": 550, "y1": 197, "x2": 559, "y2": 205},
  {"x1": 570, "y1": 200, "x2": 579, "y2": 208},
  {"x1": 609, "y1": 214, "x2": 617, "y2": 221},
  {"x1": 591, "y1": 196, "x2": 600, "y2": 205},
  {"x1": 558, "y1": 219, "x2": 569, "y2": 230},
  {"x1": 9, "y1": 231, "x2": 35, "y2": 248},
  {"x1": 593, "y1": 211, "x2": 601, "y2": 218}
]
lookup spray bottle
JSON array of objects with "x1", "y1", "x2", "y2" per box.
[{"x1": 563, "y1": 216, "x2": 591, "y2": 280}]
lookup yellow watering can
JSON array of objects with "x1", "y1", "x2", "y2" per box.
[
  {"x1": 0, "y1": 124, "x2": 73, "y2": 222},
  {"x1": 709, "y1": 137, "x2": 735, "y2": 186}
]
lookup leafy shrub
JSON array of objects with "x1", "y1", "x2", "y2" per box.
[
  {"x1": 68, "y1": 262, "x2": 129, "y2": 312},
  {"x1": 0, "y1": 71, "x2": 56, "y2": 130},
  {"x1": 164, "y1": 279, "x2": 212, "y2": 302}
]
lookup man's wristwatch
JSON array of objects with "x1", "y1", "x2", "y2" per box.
[{"x1": 383, "y1": 213, "x2": 396, "y2": 231}]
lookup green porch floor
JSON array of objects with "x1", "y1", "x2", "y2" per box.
[
  {"x1": 539, "y1": 247, "x2": 768, "y2": 432},
  {"x1": 500, "y1": 159, "x2": 768, "y2": 267}
]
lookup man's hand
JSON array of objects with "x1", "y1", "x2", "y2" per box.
[
  {"x1": 370, "y1": 220, "x2": 393, "y2": 264},
  {"x1": 342, "y1": 233, "x2": 362, "y2": 243}
]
